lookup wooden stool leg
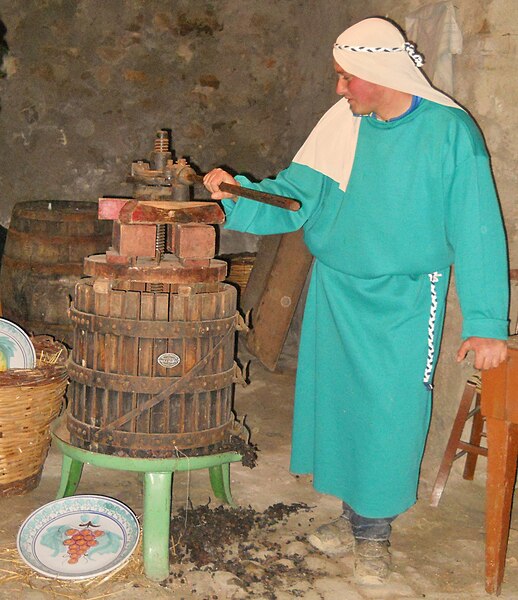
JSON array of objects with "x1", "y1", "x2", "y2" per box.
[
  {"x1": 430, "y1": 382, "x2": 477, "y2": 506},
  {"x1": 485, "y1": 417, "x2": 518, "y2": 595},
  {"x1": 463, "y1": 391, "x2": 484, "y2": 480},
  {"x1": 143, "y1": 472, "x2": 173, "y2": 582},
  {"x1": 56, "y1": 455, "x2": 84, "y2": 499},
  {"x1": 209, "y1": 462, "x2": 236, "y2": 507}
]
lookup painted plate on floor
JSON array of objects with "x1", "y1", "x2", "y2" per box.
[
  {"x1": 17, "y1": 495, "x2": 140, "y2": 580},
  {"x1": 0, "y1": 318, "x2": 36, "y2": 370}
]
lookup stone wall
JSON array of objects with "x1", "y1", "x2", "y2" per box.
[{"x1": 0, "y1": 0, "x2": 347, "y2": 252}]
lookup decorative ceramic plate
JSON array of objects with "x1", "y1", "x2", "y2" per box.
[
  {"x1": 0, "y1": 318, "x2": 36, "y2": 370},
  {"x1": 17, "y1": 495, "x2": 140, "y2": 580}
]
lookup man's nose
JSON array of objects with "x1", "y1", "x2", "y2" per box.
[{"x1": 336, "y1": 79, "x2": 348, "y2": 96}]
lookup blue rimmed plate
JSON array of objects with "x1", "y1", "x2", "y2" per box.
[
  {"x1": 17, "y1": 495, "x2": 140, "y2": 580},
  {"x1": 0, "y1": 318, "x2": 36, "y2": 370}
]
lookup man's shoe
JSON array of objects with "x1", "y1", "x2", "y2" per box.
[
  {"x1": 353, "y1": 539, "x2": 391, "y2": 585},
  {"x1": 307, "y1": 517, "x2": 355, "y2": 556}
]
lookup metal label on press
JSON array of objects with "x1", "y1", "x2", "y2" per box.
[{"x1": 157, "y1": 353, "x2": 181, "y2": 368}]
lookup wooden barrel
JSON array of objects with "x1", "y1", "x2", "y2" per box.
[
  {"x1": 66, "y1": 278, "x2": 238, "y2": 458},
  {"x1": 223, "y1": 252, "x2": 256, "y2": 296},
  {"x1": 0, "y1": 201, "x2": 112, "y2": 346}
]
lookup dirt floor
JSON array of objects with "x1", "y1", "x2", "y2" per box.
[{"x1": 1, "y1": 348, "x2": 518, "y2": 600}]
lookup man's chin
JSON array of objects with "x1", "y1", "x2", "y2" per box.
[{"x1": 347, "y1": 100, "x2": 369, "y2": 116}]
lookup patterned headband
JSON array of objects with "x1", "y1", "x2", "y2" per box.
[{"x1": 333, "y1": 41, "x2": 424, "y2": 68}]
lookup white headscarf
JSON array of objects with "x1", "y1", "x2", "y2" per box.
[
  {"x1": 332, "y1": 17, "x2": 459, "y2": 108},
  {"x1": 294, "y1": 17, "x2": 462, "y2": 191}
]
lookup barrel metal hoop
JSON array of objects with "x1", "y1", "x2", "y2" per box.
[
  {"x1": 1, "y1": 255, "x2": 84, "y2": 274},
  {"x1": 15, "y1": 319, "x2": 73, "y2": 336},
  {"x1": 4, "y1": 228, "x2": 109, "y2": 244},
  {"x1": 68, "y1": 306, "x2": 237, "y2": 338},
  {"x1": 13, "y1": 201, "x2": 102, "y2": 223},
  {"x1": 67, "y1": 360, "x2": 235, "y2": 394},
  {"x1": 66, "y1": 413, "x2": 234, "y2": 451}
]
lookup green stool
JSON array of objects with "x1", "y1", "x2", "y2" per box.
[{"x1": 51, "y1": 421, "x2": 242, "y2": 581}]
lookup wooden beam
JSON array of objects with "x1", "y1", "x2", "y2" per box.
[{"x1": 244, "y1": 229, "x2": 313, "y2": 371}]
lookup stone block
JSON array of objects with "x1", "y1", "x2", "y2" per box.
[
  {"x1": 175, "y1": 223, "x2": 215, "y2": 259},
  {"x1": 98, "y1": 197, "x2": 132, "y2": 220},
  {"x1": 179, "y1": 258, "x2": 211, "y2": 268},
  {"x1": 112, "y1": 222, "x2": 156, "y2": 257},
  {"x1": 105, "y1": 248, "x2": 132, "y2": 264}
]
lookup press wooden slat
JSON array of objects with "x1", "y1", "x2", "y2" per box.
[
  {"x1": 104, "y1": 290, "x2": 124, "y2": 430},
  {"x1": 137, "y1": 291, "x2": 155, "y2": 436},
  {"x1": 151, "y1": 292, "x2": 169, "y2": 433},
  {"x1": 122, "y1": 290, "x2": 141, "y2": 433},
  {"x1": 167, "y1": 293, "x2": 181, "y2": 435}
]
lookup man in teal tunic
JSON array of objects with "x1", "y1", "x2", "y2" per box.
[{"x1": 204, "y1": 17, "x2": 509, "y2": 584}]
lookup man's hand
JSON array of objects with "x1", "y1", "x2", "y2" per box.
[
  {"x1": 203, "y1": 168, "x2": 240, "y2": 200},
  {"x1": 456, "y1": 337, "x2": 508, "y2": 370}
]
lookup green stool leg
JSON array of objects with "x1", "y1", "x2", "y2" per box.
[
  {"x1": 56, "y1": 455, "x2": 84, "y2": 499},
  {"x1": 209, "y1": 462, "x2": 235, "y2": 507},
  {"x1": 143, "y1": 472, "x2": 173, "y2": 582}
]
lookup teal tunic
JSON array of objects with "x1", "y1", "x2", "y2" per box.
[{"x1": 222, "y1": 100, "x2": 508, "y2": 518}]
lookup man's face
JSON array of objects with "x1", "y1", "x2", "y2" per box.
[{"x1": 334, "y1": 60, "x2": 384, "y2": 116}]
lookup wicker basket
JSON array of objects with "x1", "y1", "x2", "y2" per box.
[
  {"x1": 0, "y1": 336, "x2": 68, "y2": 496},
  {"x1": 224, "y1": 253, "x2": 256, "y2": 294}
]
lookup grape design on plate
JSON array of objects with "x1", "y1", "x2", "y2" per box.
[
  {"x1": 63, "y1": 524, "x2": 106, "y2": 564},
  {"x1": 39, "y1": 513, "x2": 122, "y2": 565}
]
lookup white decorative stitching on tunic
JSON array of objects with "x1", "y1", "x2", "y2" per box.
[
  {"x1": 333, "y1": 42, "x2": 424, "y2": 67},
  {"x1": 423, "y1": 272, "x2": 442, "y2": 390}
]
